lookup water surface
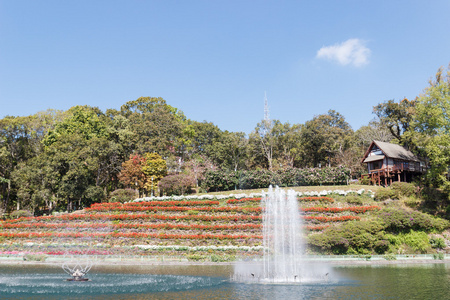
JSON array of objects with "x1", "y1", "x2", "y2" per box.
[{"x1": 0, "y1": 263, "x2": 449, "y2": 299}]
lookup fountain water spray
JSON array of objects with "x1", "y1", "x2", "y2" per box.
[
  {"x1": 62, "y1": 260, "x2": 92, "y2": 281},
  {"x1": 233, "y1": 186, "x2": 331, "y2": 283},
  {"x1": 262, "y1": 186, "x2": 304, "y2": 282}
]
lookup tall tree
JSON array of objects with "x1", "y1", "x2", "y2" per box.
[
  {"x1": 118, "y1": 154, "x2": 147, "y2": 196},
  {"x1": 272, "y1": 122, "x2": 302, "y2": 169},
  {"x1": 179, "y1": 120, "x2": 223, "y2": 164},
  {"x1": 120, "y1": 97, "x2": 186, "y2": 164},
  {"x1": 41, "y1": 106, "x2": 113, "y2": 211},
  {"x1": 0, "y1": 110, "x2": 63, "y2": 212},
  {"x1": 355, "y1": 119, "x2": 395, "y2": 149},
  {"x1": 218, "y1": 131, "x2": 248, "y2": 171},
  {"x1": 300, "y1": 110, "x2": 353, "y2": 168},
  {"x1": 249, "y1": 119, "x2": 278, "y2": 171},
  {"x1": 407, "y1": 65, "x2": 450, "y2": 188},
  {"x1": 373, "y1": 98, "x2": 416, "y2": 146}
]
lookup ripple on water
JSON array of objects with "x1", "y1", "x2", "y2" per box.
[{"x1": 0, "y1": 273, "x2": 225, "y2": 296}]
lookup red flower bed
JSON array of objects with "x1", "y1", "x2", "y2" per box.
[
  {"x1": 227, "y1": 196, "x2": 335, "y2": 204},
  {"x1": 88, "y1": 200, "x2": 220, "y2": 210},
  {"x1": 3, "y1": 213, "x2": 264, "y2": 223},
  {"x1": 301, "y1": 206, "x2": 380, "y2": 213},
  {"x1": 1, "y1": 222, "x2": 262, "y2": 231},
  {"x1": 226, "y1": 198, "x2": 262, "y2": 204},
  {"x1": 3, "y1": 211, "x2": 367, "y2": 224},
  {"x1": 303, "y1": 215, "x2": 360, "y2": 222},
  {"x1": 0, "y1": 232, "x2": 263, "y2": 240},
  {"x1": 86, "y1": 205, "x2": 262, "y2": 213},
  {"x1": 298, "y1": 197, "x2": 334, "y2": 203},
  {"x1": 45, "y1": 250, "x2": 112, "y2": 255}
]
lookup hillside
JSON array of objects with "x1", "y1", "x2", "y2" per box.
[{"x1": 1, "y1": 186, "x2": 449, "y2": 262}]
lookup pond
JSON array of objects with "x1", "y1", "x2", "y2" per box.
[{"x1": 0, "y1": 262, "x2": 449, "y2": 299}]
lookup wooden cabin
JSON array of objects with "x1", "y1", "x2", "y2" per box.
[{"x1": 361, "y1": 140, "x2": 424, "y2": 186}]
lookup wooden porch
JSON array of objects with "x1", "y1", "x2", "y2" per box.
[{"x1": 361, "y1": 163, "x2": 425, "y2": 186}]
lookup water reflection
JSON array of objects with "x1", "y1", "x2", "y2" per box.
[{"x1": 0, "y1": 263, "x2": 449, "y2": 299}]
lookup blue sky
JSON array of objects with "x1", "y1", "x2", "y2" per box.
[{"x1": 1, "y1": 1, "x2": 450, "y2": 134}]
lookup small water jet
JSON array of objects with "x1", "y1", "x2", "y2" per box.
[{"x1": 62, "y1": 260, "x2": 92, "y2": 281}]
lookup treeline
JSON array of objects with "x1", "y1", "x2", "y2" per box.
[
  {"x1": 0, "y1": 97, "x2": 373, "y2": 214},
  {"x1": 1, "y1": 64, "x2": 449, "y2": 214}
]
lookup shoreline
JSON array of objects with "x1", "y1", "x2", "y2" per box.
[{"x1": 1, "y1": 255, "x2": 449, "y2": 267}]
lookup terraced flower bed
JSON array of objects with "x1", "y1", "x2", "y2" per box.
[{"x1": 0, "y1": 190, "x2": 379, "y2": 260}]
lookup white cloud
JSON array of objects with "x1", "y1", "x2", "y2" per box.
[{"x1": 316, "y1": 39, "x2": 370, "y2": 67}]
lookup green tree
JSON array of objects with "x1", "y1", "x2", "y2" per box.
[
  {"x1": 300, "y1": 110, "x2": 353, "y2": 168},
  {"x1": 217, "y1": 131, "x2": 248, "y2": 171},
  {"x1": 407, "y1": 65, "x2": 450, "y2": 188},
  {"x1": 120, "y1": 97, "x2": 186, "y2": 165},
  {"x1": 40, "y1": 106, "x2": 114, "y2": 211},
  {"x1": 142, "y1": 152, "x2": 167, "y2": 196},
  {"x1": 272, "y1": 122, "x2": 302, "y2": 169},
  {"x1": 43, "y1": 105, "x2": 107, "y2": 147},
  {"x1": 0, "y1": 110, "x2": 63, "y2": 212},
  {"x1": 373, "y1": 98, "x2": 416, "y2": 146},
  {"x1": 249, "y1": 119, "x2": 278, "y2": 171}
]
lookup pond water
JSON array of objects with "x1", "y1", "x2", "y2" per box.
[{"x1": 1, "y1": 263, "x2": 449, "y2": 299}]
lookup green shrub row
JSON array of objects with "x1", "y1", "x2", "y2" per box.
[
  {"x1": 374, "y1": 182, "x2": 421, "y2": 201},
  {"x1": 308, "y1": 207, "x2": 450, "y2": 255},
  {"x1": 201, "y1": 166, "x2": 351, "y2": 192},
  {"x1": 378, "y1": 207, "x2": 449, "y2": 232}
]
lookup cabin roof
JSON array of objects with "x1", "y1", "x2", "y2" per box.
[
  {"x1": 362, "y1": 140, "x2": 419, "y2": 163},
  {"x1": 363, "y1": 155, "x2": 385, "y2": 163}
]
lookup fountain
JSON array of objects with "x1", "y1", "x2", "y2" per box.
[
  {"x1": 233, "y1": 186, "x2": 330, "y2": 283},
  {"x1": 62, "y1": 260, "x2": 92, "y2": 281},
  {"x1": 262, "y1": 186, "x2": 304, "y2": 282}
]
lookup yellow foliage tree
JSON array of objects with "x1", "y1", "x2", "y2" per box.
[{"x1": 142, "y1": 152, "x2": 167, "y2": 196}]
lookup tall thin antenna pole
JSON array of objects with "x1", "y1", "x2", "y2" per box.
[{"x1": 264, "y1": 91, "x2": 270, "y2": 123}]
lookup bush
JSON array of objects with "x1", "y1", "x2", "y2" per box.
[
  {"x1": 84, "y1": 186, "x2": 105, "y2": 203},
  {"x1": 345, "y1": 195, "x2": 364, "y2": 205},
  {"x1": 159, "y1": 174, "x2": 195, "y2": 196},
  {"x1": 10, "y1": 210, "x2": 32, "y2": 219},
  {"x1": 384, "y1": 253, "x2": 397, "y2": 260},
  {"x1": 359, "y1": 177, "x2": 371, "y2": 185},
  {"x1": 23, "y1": 253, "x2": 47, "y2": 262},
  {"x1": 390, "y1": 182, "x2": 420, "y2": 198},
  {"x1": 374, "y1": 239, "x2": 390, "y2": 254},
  {"x1": 308, "y1": 220, "x2": 386, "y2": 254},
  {"x1": 430, "y1": 236, "x2": 446, "y2": 249},
  {"x1": 433, "y1": 253, "x2": 445, "y2": 260},
  {"x1": 378, "y1": 207, "x2": 450, "y2": 233},
  {"x1": 238, "y1": 169, "x2": 280, "y2": 189},
  {"x1": 187, "y1": 254, "x2": 206, "y2": 261},
  {"x1": 210, "y1": 254, "x2": 235, "y2": 262},
  {"x1": 384, "y1": 231, "x2": 431, "y2": 254},
  {"x1": 374, "y1": 188, "x2": 396, "y2": 201},
  {"x1": 201, "y1": 170, "x2": 239, "y2": 192},
  {"x1": 108, "y1": 189, "x2": 139, "y2": 203},
  {"x1": 400, "y1": 230, "x2": 430, "y2": 253}
]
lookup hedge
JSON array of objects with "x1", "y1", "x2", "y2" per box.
[{"x1": 201, "y1": 166, "x2": 350, "y2": 192}]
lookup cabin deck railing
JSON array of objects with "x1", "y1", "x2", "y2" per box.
[{"x1": 361, "y1": 164, "x2": 425, "y2": 179}]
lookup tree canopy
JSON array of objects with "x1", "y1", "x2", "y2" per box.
[{"x1": 3, "y1": 63, "x2": 450, "y2": 213}]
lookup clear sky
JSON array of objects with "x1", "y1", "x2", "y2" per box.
[{"x1": 1, "y1": 0, "x2": 450, "y2": 134}]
